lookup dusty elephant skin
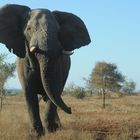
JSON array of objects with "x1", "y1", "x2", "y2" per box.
[{"x1": 0, "y1": 4, "x2": 91, "y2": 136}]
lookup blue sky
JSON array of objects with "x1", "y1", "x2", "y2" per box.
[{"x1": 0, "y1": 0, "x2": 140, "y2": 90}]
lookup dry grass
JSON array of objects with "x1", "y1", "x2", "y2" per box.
[{"x1": 1, "y1": 94, "x2": 140, "y2": 140}]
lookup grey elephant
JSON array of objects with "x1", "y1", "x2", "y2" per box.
[{"x1": 0, "y1": 4, "x2": 91, "y2": 136}]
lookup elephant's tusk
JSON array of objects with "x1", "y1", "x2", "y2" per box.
[
  {"x1": 30, "y1": 46, "x2": 37, "y2": 53},
  {"x1": 62, "y1": 50, "x2": 74, "y2": 55}
]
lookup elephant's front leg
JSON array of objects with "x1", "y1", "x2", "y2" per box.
[
  {"x1": 24, "y1": 87, "x2": 45, "y2": 136},
  {"x1": 22, "y1": 70, "x2": 45, "y2": 136},
  {"x1": 45, "y1": 100, "x2": 61, "y2": 132},
  {"x1": 17, "y1": 59, "x2": 45, "y2": 136}
]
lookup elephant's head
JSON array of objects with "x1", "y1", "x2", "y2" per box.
[
  {"x1": 0, "y1": 4, "x2": 91, "y2": 114},
  {"x1": 0, "y1": 4, "x2": 30, "y2": 57},
  {"x1": 25, "y1": 9, "x2": 91, "y2": 56}
]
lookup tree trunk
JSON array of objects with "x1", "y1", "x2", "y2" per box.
[{"x1": 102, "y1": 88, "x2": 106, "y2": 109}]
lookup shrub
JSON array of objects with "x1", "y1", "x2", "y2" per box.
[{"x1": 73, "y1": 86, "x2": 86, "y2": 99}]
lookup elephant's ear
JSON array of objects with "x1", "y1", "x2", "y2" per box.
[
  {"x1": 53, "y1": 11, "x2": 91, "y2": 51},
  {"x1": 0, "y1": 4, "x2": 30, "y2": 57}
]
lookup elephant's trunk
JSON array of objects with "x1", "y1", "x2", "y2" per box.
[{"x1": 38, "y1": 56, "x2": 72, "y2": 114}]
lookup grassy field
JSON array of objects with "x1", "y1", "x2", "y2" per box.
[{"x1": 1, "y1": 94, "x2": 140, "y2": 140}]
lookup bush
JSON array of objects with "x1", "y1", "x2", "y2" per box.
[
  {"x1": 63, "y1": 83, "x2": 87, "y2": 99},
  {"x1": 73, "y1": 86, "x2": 86, "y2": 99}
]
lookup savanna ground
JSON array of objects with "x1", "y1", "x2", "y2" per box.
[{"x1": 1, "y1": 94, "x2": 140, "y2": 140}]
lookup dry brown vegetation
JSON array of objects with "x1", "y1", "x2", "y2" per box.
[{"x1": 1, "y1": 94, "x2": 140, "y2": 140}]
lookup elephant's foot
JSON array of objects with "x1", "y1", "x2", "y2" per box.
[
  {"x1": 31, "y1": 129, "x2": 45, "y2": 138},
  {"x1": 32, "y1": 124, "x2": 45, "y2": 137},
  {"x1": 45, "y1": 120, "x2": 61, "y2": 132}
]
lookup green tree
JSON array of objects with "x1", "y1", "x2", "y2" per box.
[
  {"x1": 122, "y1": 80, "x2": 136, "y2": 95},
  {"x1": 0, "y1": 54, "x2": 16, "y2": 111},
  {"x1": 87, "y1": 61, "x2": 125, "y2": 108}
]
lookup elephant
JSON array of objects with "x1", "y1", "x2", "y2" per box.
[{"x1": 0, "y1": 4, "x2": 91, "y2": 136}]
